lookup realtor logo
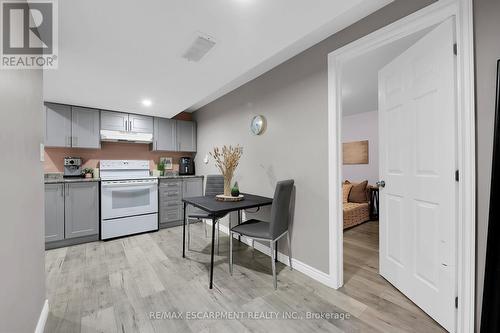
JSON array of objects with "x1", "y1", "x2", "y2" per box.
[{"x1": 1, "y1": 0, "x2": 58, "y2": 69}]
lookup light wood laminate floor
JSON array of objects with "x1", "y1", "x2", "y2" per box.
[{"x1": 45, "y1": 221, "x2": 446, "y2": 332}]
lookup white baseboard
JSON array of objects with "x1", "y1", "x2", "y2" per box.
[
  {"x1": 35, "y1": 299, "x2": 49, "y2": 333},
  {"x1": 203, "y1": 220, "x2": 334, "y2": 288}
]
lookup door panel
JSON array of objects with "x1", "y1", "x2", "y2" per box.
[
  {"x1": 44, "y1": 184, "x2": 65, "y2": 242},
  {"x1": 378, "y1": 18, "x2": 457, "y2": 332},
  {"x1": 129, "y1": 114, "x2": 153, "y2": 133},
  {"x1": 153, "y1": 118, "x2": 177, "y2": 151},
  {"x1": 65, "y1": 182, "x2": 99, "y2": 239},
  {"x1": 176, "y1": 120, "x2": 196, "y2": 152},
  {"x1": 101, "y1": 111, "x2": 128, "y2": 131},
  {"x1": 45, "y1": 103, "x2": 72, "y2": 147},
  {"x1": 72, "y1": 107, "x2": 100, "y2": 148}
]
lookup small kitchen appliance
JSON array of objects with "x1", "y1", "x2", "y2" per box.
[
  {"x1": 100, "y1": 160, "x2": 158, "y2": 240},
  {"x1": 179, "y1": 157, "x2": 195, "y2": 175},
  {"x1": 63, "y1": 157, "x2": 83, "y2": 177}
]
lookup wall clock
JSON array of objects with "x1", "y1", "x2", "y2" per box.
[{"x1": 250, "y1": 115, "x2": 266, "y2": 135}]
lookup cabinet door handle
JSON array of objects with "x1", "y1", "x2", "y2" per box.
[
  {"x1": 125, "y1": 120, "x2": 128, "y2": 131},
  {"x1": 129, "y1": 120, "x2": 133, "y2": 132}
]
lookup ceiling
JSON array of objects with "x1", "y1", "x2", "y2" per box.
[
  {"x1": 43, "y1": 0, "x2": 391, "y2": 118},
  {"x1": 341, "y1": 27, "x2": 432, "y2": 116}
]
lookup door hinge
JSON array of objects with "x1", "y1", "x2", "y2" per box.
[
  {"x1": 455, "y1": 170, "x2": 459, "y2": 182},
  {"x1": 453, "y1": 43, "x2": 458, "y2": 55},
  {"x1": 455, "y1": 296, "x2": 458, "y2": 308}
]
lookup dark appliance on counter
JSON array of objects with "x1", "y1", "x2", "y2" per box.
[
  {"x1": 64, "y1": 157, "x2": 83, "y2": 177},
  {"x1": 179, "y1": 157, "x2": 195, "y2": 175}
]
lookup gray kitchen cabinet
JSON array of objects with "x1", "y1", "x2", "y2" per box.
[
  {"x1": 71, "y1": 107, "x2": 101, "y2": 149},
  {"x1": 159, "y1": 179, "x2": 182, "y2": 228},
  {"x1": 64, "y1": 182, "x2": 99, "y2": 239},
  {"x1": 101, "y1": 111, "x2": 153, "y2": 133},
  {"x1": 158, "y1": 177, "x2": 203, "y2": 228},
  {"x1": 152, "y1": 117, "x2": 177, "y2": 151},
  {"x1": 101, "y1": 111, "x2": 128, "y2": 131},
  {"x1": 45, "y1": 103, "x2": 72, "y2": 147},
  {"x1": 130, "y1": 114, "x2": 154, "y2": 133},
  {"x1": 182, "y1": 177, "x2": 203, "y2": 216},
  {"x1": 176, "y1": 120, "x2": 197, "y2": 152},
  {"x1": 44, "y1": 184, "x2": 65, "y2": 242}
]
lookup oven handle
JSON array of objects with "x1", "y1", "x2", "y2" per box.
[{"x1": 102, "y1": 181, "x2": 158, "y2": 188}]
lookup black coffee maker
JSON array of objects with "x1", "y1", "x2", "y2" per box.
[{"x1": 179, "y1": 157, "x2": 195, "y2": 175}]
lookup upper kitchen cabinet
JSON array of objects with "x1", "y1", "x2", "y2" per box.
[
  {"x1": 45, "y1": 103, "x2": 72, "y2": 147},
  {"x1": 176, "y1": 120, "x2": 197, "y2": 152},
  {"x1": 45, "y1": 103, "x2": 100, "y2": 149},
  {"x1": 152, "y1": 117, "x2": 177, "y2": 151},
  {"x1": 130, "y1": 114, "x2": 153, "y2": 133},
  {"x1": 72, "y1": 107, "x2": 100, "y2": 149},
  {"x1": 101, "y1": 111, "x2": 128, "y2": 132},
  {"x1": 101, "y1": 111, "x2": 153, "y2": 133}
]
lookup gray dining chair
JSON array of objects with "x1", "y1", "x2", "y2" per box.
[
  {"x1": 229, "y1": 179, "x2": 294, "y2": 289},
  {"x1": 187, "y1": 174, "x2": 226, "y2": 253}
]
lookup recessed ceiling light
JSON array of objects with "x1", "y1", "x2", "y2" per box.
[{"x1": 141, "y1": 99, "x2": 152, "y2": 107}]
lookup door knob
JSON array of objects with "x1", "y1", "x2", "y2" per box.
[{"x1": 376, "y1": 180, "x2": 386, "y2": 188}]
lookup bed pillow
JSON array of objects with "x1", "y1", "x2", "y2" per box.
[
  {"x1": 348, "y1": 180, "x2": 368, "y2": 203},
  {"x1": 342, "y1": 182, "x2": 353, "y2": 203}
]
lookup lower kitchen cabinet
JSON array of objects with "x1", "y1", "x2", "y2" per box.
[
  {"x1": 64, "y1": 182, "x2": 99, "y2": 239},
  {"x1": 45, "y1": 184, "x2": 65, "y2": 242},
  {"x1": 44, "y1": 181, "x2": 99, "y2": 249},
  {"x1": 159, "y1": 177, "x2": 203, "y2": 229}
]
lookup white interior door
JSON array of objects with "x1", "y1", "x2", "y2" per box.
[{"x1": 378, "y1": 18, "x2": 457, "y2": 332}]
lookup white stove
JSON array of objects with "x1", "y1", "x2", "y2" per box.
[{"x1": 100, "y1": 160, "x2": 158, "y2": 240}]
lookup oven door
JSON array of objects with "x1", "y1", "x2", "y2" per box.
[{"x1": 101, "y1": 179, "x2": 158, "y2": 220}]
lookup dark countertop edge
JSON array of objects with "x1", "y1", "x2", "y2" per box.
[
  {"x1": 158, "y1": 175, "x2": 204, "y2": 179},
  {"x1": 44, "y1": 178, "x2": 101, "y2": 184},
  {"x1": 44, "y1": 175, "x2": 204, "y2": 184}
]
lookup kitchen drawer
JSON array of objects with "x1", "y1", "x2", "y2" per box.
[
  {"x1": 159, "y1": 180, "x2": 181, "y2": 188},
  {"x1": 159, "y1": 189, "x2": 182, "y2": 200},
  {"x1": 160, "y1": 200, "x2": 182, "y2": 209},
  {"x1": 160, "y1": 205, "x2": 182, "y2": 223}
]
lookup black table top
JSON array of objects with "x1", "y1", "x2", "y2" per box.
[{"x1": 182, "y1": 193, "x2": 273, "y2": 214}]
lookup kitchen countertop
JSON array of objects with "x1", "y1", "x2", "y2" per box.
[
  {"x1": 44, "y1": 175, "x2": 204, "y2": 184},
  {"x1": 44, "y1": 177, "x2": 101, "y2": 184},
  {"x1": 158, "y1": 175, "x2": 204, "y2": 179}
]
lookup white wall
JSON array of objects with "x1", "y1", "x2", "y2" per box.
[
  {"x1": 342, "y1": 110, "x2": 379, "y2": 185},
  {"x1": 193, "y1": 0, "x2": 435, "y2": 273},
  {"x1": 0, "y1": 68, "x2": 46, "y2": 332}
]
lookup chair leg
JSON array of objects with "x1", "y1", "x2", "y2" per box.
[
  {"x1": 287, "y1": 231, "x2": 293, "y2": 270},
  {"x1": 270, "y1": 240, "x2": 277, "y2": 290},
  {"x1": 216, "y1": 220, "x2": 220, "y2": 255},
  {"x1": 204, "y1": 219, "x2": 208, "y2": 238},
  {"x1": 229, "y1": 231, "x2": 233, "y2": 275}
]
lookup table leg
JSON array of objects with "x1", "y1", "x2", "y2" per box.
[
  {"x1": 237, "y1": 209, "x2": 241, "y2": 242},
  {"x1": 209, "y1": 216, "x2": 216, "y2": 289},
  {"x1": 182, "y1": 201, "x2": 187, "y2": 258},
  {"x1": 275, "y1": 239, "x2": 278, "y2": 262}
]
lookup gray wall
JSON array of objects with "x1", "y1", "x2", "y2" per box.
[
  {"x1": 0, "y1": 68, "x2": 46, "y2": 331},
  {"x1": 474, "y1": 0, "x2": 500, "y2": 330},
  {"x1": 194, "y1": 0, "x2": 435, "y2": 273}
]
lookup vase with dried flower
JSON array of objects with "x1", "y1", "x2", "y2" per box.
[{"x1": 210, "y1": 145, "x2": 243, "y2": 196}]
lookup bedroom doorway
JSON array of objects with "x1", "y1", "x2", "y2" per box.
[
  {"x1": 340, "y1": 26, "x2": 450, "y2": 331},
  {"x1": 329, "y1": 1, "x2": 476, "y2": 332}
]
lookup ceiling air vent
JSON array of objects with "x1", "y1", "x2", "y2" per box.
[{"x1": 182, "y1": 33, "x2": 216, "y2": 62}]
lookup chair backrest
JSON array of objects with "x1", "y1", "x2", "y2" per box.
[
  {"x1": 269, "y1": 179, "x2": 295, "y2": 239},
  {"x1": 205, "y1": 175, "x2": 224, "y2": 197}
]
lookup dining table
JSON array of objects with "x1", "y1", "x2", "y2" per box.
[{"x1": 182, "y1": 193, "x2": 273, "y2": 289}]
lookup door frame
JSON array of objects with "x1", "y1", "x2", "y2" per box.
[{"x1": 327, "y1": 0, "x2": 475, "y2": 332}]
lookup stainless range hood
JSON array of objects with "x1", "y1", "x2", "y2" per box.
[{"x1": 100, "y1": 130, "x2": 153, "y2": 144}]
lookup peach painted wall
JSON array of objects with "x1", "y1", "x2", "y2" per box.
[{"x1": 44, "y1": 112, "x2": 194, "y2": 173}]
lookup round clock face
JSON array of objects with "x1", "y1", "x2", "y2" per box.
[{"x1": 250, "y1": 115, "x2": 265, "y2": 135}]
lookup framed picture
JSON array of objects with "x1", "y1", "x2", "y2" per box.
[
  {"x1": 160, "y1": 157, "x2": 173, "y2": 170},
  {"x1": 342, "y1": 140, "x2": 369, "y2": 164}
]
